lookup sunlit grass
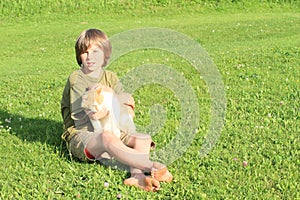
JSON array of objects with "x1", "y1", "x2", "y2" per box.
[{"x1": 0, "y1": 1, "x2": 299, "y2": 199}]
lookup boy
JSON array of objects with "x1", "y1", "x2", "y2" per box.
[{"x1": 61, "y1": 29, "x2": 172, "y2": 192}]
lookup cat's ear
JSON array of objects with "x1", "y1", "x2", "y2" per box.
[
  {"x1": 96, "y1": 86, "x2": 102, "y2": 95},
  {"x1": 95, "y1": 88, "x2": 104, "y2": 105}
]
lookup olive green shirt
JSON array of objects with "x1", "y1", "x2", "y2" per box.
[{"x1": 61, "y1": 69, "x2": 123, "y2": 141}]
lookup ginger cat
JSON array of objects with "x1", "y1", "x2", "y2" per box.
[{"x1": 81, "y1": 84, "x2": 136, "y2": 138}]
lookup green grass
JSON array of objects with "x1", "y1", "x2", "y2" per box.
[{"x1": 0, "y1": 1, "x2": 299, "y2": 199}]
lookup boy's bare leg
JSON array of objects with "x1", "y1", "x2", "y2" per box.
[
  {"x1": 86, "y1": 132, "x2": 170, "y2": 191},
  {"x1": 123, "y1": 133, "x2": 160, "y2": 191},
  {"x1": 127, "y1": 133, "x2": 152, "y2": 174},
  {"x1": 86, "y1": 131, "x2": 153, "y2": 171}
]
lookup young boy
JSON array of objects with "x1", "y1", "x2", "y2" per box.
[{"x1": 61, "y1": 29, "x2": 172, "y2": 192}]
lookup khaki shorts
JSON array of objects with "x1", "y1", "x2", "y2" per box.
[{"x1": 68, "y1": 130, "x2": 131, "y2": 161}]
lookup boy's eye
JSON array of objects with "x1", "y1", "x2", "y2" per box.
[{"x1": 93, "y1": 49, "x2": 101, "y2": 53}]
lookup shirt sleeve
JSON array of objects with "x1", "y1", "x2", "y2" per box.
[
  {"x1": 69, "y1": 73, "x2": 91, "y2": 129},
  {"x1": 61, "y1": 78, "x2": 74, "y2": 130},
  {"x1": 101, "y1": 70, "x2": 124, "y2": 94}
]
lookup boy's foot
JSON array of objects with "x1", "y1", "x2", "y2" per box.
[
  {"x1": 124, "y1": 174, "x2": 160, "y2": 192},
  {"x1": 151, "y1": 162, "x2": 173, "y2": 182}
]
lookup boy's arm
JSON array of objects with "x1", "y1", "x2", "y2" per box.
[{"x1": 118, "y1": 93, "x2": 135, "y2": 118}]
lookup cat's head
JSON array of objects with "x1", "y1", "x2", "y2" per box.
[{"x1": 81, "y1": 86, "x2": 104, "y2": 112}]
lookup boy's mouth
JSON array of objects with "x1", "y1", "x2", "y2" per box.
[{"x1": 87, "y1": 62, "x2": 95, "y2": 66}]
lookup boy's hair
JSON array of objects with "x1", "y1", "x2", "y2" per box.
[{"x1": 75, "y1": 29, "x2": 112, "y2": 67}]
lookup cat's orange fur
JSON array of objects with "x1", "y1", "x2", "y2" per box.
[{"x1": 81, "y1": 84, "x2": 136, "y2": 138}]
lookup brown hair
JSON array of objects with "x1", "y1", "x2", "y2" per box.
[{"x1": 75, "y1": 29, "x2": 112, "y2": 67}]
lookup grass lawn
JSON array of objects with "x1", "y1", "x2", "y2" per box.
[{"x1": 0, "y1": 1, "x2": 299, "y2": 199}]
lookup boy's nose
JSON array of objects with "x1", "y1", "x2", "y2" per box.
[{"x1": 87, "y1": 52, "x2": 92, "y2": 59}]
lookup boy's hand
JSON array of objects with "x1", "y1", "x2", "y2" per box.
[
  {"x1": 118, "y1": 93, "x2": 135, "y2": 118},
  {"x1": 125, "y1": 95, "x2": 135, "y2": 118}
]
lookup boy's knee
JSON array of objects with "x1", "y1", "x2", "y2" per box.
[
  {"x1": 134, "y1": 133, "x2": 153, "y2": 145},
  {"x1": 134, "y1": 133, "x2": 152, "y2": 140},
  {"x1": 101, "y1": 131, "x2": 117, "y2": 147}
]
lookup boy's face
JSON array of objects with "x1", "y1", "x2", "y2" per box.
[{"x1": 80, "y1": 44, "x2": 105, "y2": 74}]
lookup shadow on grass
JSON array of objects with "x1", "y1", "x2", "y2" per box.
[
  {"x1": 0, "y1": 109, "x2": 70, "y2": 159},
  {"x1": 0, "y1": 109, "x2": 131, "y2": 171}
]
